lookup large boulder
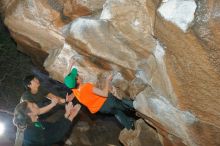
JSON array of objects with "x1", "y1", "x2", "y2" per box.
[
  {"x1": 153, "y1": 0, "x2": 220, "y2": 145},
  {"x1": 1, "y1": 0, "x2": 220, "y2": 146},
  {"x1": 3, "y1": 0, "x2": 97, "y2": 66}
]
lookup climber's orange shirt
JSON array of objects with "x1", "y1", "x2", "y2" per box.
[{"x1": 72, "y1": 83, "x2": 107, "y2": 113}]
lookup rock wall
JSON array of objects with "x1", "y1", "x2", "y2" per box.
[
  {"x1": 154, "y1": 0, "x2": 220, "y2": 145},
  {"x1": 2, "y1": 0, "x2": 220, "y2": 146}
]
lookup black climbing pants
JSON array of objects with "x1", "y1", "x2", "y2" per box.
[{"x1": 99, "y1": 93, "x2": 134, "y2": 129}]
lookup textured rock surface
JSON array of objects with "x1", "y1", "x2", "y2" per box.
[
  {"x1": 119, "y1": 119, "x2": 162, "y2": 146},
  {"x1": 158, "y1": 0, "x2": 197, "y2": 32},
  {"x1": 69, "y1": 119, "x2": 122, "y2": 146},
  {"x1": 2, "y1": 0, "x2": 220, "y2": 146},
  {"x1": 134, "y1": 86, "x2": 196, "y2": 146},
  {"x1": 153, "y1": 0, "x2": 220, "y2": 145}
]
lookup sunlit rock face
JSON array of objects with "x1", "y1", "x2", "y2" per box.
[
  {"x1": 134, "y1": 86, "x2": 197, "y2": 146},
  {"x1": 2, "y1": 0, "x2": 220, "y2": 146},
  {"x1": 158, "y1": 0, "x2": 197, "y2": 32},
  {"x1": 3, "y1": 0, "x2": 95, "y2": 65},
  {"x1": 153, "y1": 0, "x2": 220, "y2": 145}
]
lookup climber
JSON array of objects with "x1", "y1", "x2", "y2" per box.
[
  {"x1": 13, "y1": 100, "x2": 81, "y2": 146},
  {"x1": 64, "y1": 58, "x2": 135, "y2": 129}
]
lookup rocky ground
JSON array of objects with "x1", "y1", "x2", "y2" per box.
[{"x1": 0, "y1": 19, "x2": 123, "y2": 146}]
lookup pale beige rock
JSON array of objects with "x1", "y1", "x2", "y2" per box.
[
  {"x1": 67, "y1": 18, "x2": 141, "y2": 70},
  {"x1": 134, "y1": 87, "x2": 197, "y2": 146},
  {"x1": 1, "y1": 0, "x2": 220, "y2": 146},
  {"x1": 64, "y1": 0, "x2": 175, "y2": 103},
  {"x1": 2, "y1": 0, "x2": 97, "y2": 66},
  {"x1": 63, "y1": 0, "x2": 92, "y2": 20},
  {"x1": 95, "y1": 71, "x2": 128, "y2": 99},
  {"x1": 74, "y1": 0, "x2": 106, "y2": 12},
  {"x1": 119, "y1": 119, "x2": 162, "y2": 146},
  {"x1": 128, "y1": 78, "x2": 148, "y2": 98},
  {"x1": 100, "y1": 0, "x2": 156, "y2": 54},
  {"x1": 150, "y1": 0, "x2": 220, "y2": 146},
  {"x1": 44, "y1": 42, "x2": 107, "y2": 83},
  {"x1": 136, "y1": 42, "x2": 177, "y2": 105},
  {"x1": 3, "y1": 0, "x2": 65, "y2": 66}
]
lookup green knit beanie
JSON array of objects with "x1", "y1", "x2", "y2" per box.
[{"x1": 64, "y1": 68, "x2": 78, "y2": 88}]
